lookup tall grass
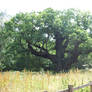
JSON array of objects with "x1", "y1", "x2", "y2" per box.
[{"x1": 0, "y1": 70, "x2": 92, "y2": 92}]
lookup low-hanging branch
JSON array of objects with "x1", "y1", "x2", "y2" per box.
[
  {"x1": 27, "y1": 41, "x2": 56, "y2": 60},
  {"x1": 32, "y1": 43, "x2": 48, "y2": 52}
]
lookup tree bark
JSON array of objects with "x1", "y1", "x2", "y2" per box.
[
  {"x1": 65, "y1": 42, "x2": 80, "y2": 70},
  {"x1": 54, "y1": 32, "x2": 65, "y2": 72}
]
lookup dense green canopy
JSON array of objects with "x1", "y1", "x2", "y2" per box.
[{"x1": 1, "y1": 8, "x2": 92, "y2": 72}]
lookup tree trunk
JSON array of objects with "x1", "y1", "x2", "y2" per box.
[
  {"x1": 54, "y1": 32, "x2": 65, "y2": 72},
  {"x1": 50, "y1": 56, "x2": 67, "y2": 72},
  {"x1": 65, "y1": 42, "x2": 80, "y2": 70}
]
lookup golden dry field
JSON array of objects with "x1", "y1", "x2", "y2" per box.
[{"x1": 0, "y1": 70, "x2": 92, "y2": 92}]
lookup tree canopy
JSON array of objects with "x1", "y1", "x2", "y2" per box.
[{"x1": 4, "y1": 8, "x2": 92, "y2": 72}]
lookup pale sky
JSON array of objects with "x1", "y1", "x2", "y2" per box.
[{"x1": 0, "y1": 0, "x2": 92, "y2": 16}]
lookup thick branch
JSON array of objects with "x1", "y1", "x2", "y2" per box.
[
  {"x1": 27, "y1": 41, "x2": 56, "y2": 61},
  {"x1": 32, "y1": 43, "x2": 48, "y2": 52},
  {"x1": 63, "y1": 39, "x2": 69, "y2": 53}
]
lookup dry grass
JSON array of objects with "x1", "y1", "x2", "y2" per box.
[{"x1": 0, "y1": 70, "x2": 92, "y2": 92}]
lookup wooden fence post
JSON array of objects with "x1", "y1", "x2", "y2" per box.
[
  {"x1": 68, "y1": 85, "x2": 74, "y2": 92},
  {"x1": 90, "y1": 81, "x2": 92, "y2": 92}
]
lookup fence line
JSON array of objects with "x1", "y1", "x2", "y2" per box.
[{"x1": 43, "y1": 81, "x2": 92, "y2": 92}]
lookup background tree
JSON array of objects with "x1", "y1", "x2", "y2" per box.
[{"x1": 0, "y1": 12, "x2": 8, "y2": 70}]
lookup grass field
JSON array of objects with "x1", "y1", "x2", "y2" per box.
[{"x1": 0, "y1": 69, "x2": 92, "y2": 92}]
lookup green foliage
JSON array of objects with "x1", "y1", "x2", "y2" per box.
[
  {"x1": 14, "y1": 54, "x2": 52, "y2": 71},
  {"x1": 1, "y1": 8, "x2": 92, "y2": 71}
]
